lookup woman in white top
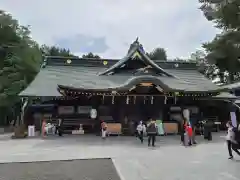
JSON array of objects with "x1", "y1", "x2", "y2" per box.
[
  {"x1": 136, "y1": 121, "x2": 145, "y2": 143},
  {"x1": 226, "y1": 121, "x2": 240, "y2": 159}
]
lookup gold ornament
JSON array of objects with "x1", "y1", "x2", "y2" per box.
[
  {"x1": 132, "y1": 51, "x2": 141, "y2": 59},
  {"x1": 103, "y1": 60, "x2": 108, "y2": 65},
  {"x1": 66, "y1": 59, "x2": 72, "y2": 64}
]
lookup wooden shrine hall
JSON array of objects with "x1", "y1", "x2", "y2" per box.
[{"x1": 19, "y1": 38, "x2": 228, "y2": 135}]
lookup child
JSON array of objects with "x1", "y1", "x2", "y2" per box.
[
  {"x1": 101, "y1": 120, "x2": 107, "y2": 139},
  {"x1": 184, "y1": 121, "x2": 193, "y2": 146}
]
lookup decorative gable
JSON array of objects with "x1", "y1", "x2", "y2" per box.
[{"x1": 99, "y1": 38, "x2": 174, "y2": 77}]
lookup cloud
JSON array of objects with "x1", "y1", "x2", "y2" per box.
[
  {"x1": 55, "y1": 35, "x2": 108, "y2": 54},
  {"x1": 0, "y1": 0, "x2": 219, "y2": 59}
]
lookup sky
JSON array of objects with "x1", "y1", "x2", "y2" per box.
[{"x1": 1, "y1": 0, "x2": 219, "y2": 59}]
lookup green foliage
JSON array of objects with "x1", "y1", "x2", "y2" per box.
[
  {"x1": 200, "y1": 0, "x2": 240, "y2": 30},
  {"x1": 0, "y1": 10, "x2": 82, "y2": 124},
  {"x1": 82, "y1": 52, "x2": 101, "y2": 59},
  {"x1": 40, "y1": 44, "x2": 77, "y2": 57},
  {"x1": 147, "y1": 47, "x2": 167, "y2": 60},
  {"x1": 203, "y1": 31, "x2": 240, "y2": 82},
  {"x1": 0, "y1": 10, "x2": 43, "y2": 125},
  {"x1": 199, "y1": 0, "x2": 240, "y2": 83}
]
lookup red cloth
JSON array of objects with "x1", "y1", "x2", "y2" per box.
[{"x1": 186, "y1": 126, "x2": 193, "y2": 137}]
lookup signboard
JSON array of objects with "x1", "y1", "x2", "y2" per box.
[
  {"x1": 58, "y1": 106, "x2": 74, "y2": 114},
  {"x1": 170, "y1": 106, "x2": 181, "y2": 111},
  {"x1": 77, "y1": 106, "x2": 92, "y2": 114},
  {"x1": 139, "y1": 82, "x2": 153, "y2": 87},
  {"x1": 230, "y1": 112, "x2": 237, "y2": 127}
]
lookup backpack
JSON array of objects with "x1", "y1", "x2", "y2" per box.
[{"x1": 147, "y1": 123, "x2": 157, "y2": 134}]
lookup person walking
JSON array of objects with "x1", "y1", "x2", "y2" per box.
[
  {"x1": 226, "y1": 121, "x2": 240, "y2": 159},
  {"x1": 101, "y1": 120, "x2": 108, "y2": 139},
  {"x1": 186, "y1": 122, "x2": 193, "y2": 146},
  {"x1": 147, "y1": 119, "x2": 157, "y2": 147},
  {"x1": 180, "y1": 118, "x2": 186, "y2": 145},
  {"x1": 136, "y1": 121, "x2": 145, "y2": 143},
  {"x1": 55, "y1": 118, "x2": 63, "y2": 136}
]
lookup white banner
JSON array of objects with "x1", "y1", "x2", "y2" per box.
[
  {"x1": 58, "y1": 106, "x2": 74, "y2": 114},
  {"x1": 230, "y1": 112, "x2": 237, "y2": 127},
  {"x1": 77, "y1": 106, "x2": 91, "y2": 114}
]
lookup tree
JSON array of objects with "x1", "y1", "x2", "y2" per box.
[
  {"x1": 199, "y1": 0, "x2": 240, "y2": 83},
  {"x1": 0, "y1": 10, "x2": 42, "y2": 125},
  {"x1": 203, "y1": 32, "x2": 240, "y2": 82},
  {"x1": 199, "y1": 0, "x2": 240, "y2": 30},
  {"x1": 147, "y1": 47, "x2": 167, "y2": 60},
  {"x1": 82, "y1": 52, "x2": 100, "y2": 59},
  {"x1": 40, "y1": 45, "x2": 77, "y2": 57}
]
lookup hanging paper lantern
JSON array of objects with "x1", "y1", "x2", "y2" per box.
[{"x1": 90, "y1": 109, "x2": 97, "y2": 119}]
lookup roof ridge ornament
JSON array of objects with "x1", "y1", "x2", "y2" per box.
[
  {"x1": 99, "y1": 38, "x2": 175, "y2": 77},
  {"x1": 134, "y1": 37, "x2": 139, "y2": 44}
]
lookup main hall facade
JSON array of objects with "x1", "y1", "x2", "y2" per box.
[{"x1": 20, "y1": 39, "x2": 230, "y2": 135}]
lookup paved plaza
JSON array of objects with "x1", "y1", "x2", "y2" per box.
[
  {"x1": 0, "y1": 133, "x2": 240, "y2": 180},
  {"x1": 0, "y1": 159, "x2": 121, "y2": 180}
]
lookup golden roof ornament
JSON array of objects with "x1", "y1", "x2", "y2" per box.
[
  {"x1": 103, "y1": 60, "x2": 108, "y2": 65},
  {"x1": 66, "y1": 59, "x2": 72, "y2": 64}
]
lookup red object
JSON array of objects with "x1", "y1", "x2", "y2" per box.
[
  {"x1": 186, "y1": 126, "x2": 193, "y2": 137},
  {"x1": 41, "y1": 119, "x2": 46, "y2": 137}
]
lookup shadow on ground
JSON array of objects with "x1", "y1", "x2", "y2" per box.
[{"x1": 0, "y1": 158, "x2": 121, "y2": 180}]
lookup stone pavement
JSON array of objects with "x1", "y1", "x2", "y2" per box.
[
  {"x1": 0, "y1": 159, "x2": 121, "y2": 180},
  {"x1": 0, "y1": 133, "x2": 240, "y2": 180}
]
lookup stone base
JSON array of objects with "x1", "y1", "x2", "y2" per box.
[{"x1": 12, "y1": 125, "x2": 27, "y2": 139}]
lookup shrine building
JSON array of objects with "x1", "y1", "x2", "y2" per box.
[{"x1": 19, "y1": 39, "x2": 231, "y2": 135}]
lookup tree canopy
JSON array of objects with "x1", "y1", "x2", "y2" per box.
[
  {"x1": 199, "y1": 0, "x2": 240, "y2": 83},
  {"x1": 0, "y1": 10, "x2": 43, "y2": 124},
  {"x1": 147, "y1": 47, "x2": 167, "y2": 60},
  {"x1": 0, "y1": 10, "x2": 42, "y2": 107},
  {"x1": 0, "y1": 10, "x2": 82, "y2": 125},
  {"x1": 40, "y1": 45, "x2": 77, "y2": 57},
  {"x1": 82, "y1": 52, "x2": 101, "y2": 59}
]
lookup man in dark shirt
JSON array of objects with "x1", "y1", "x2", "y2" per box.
[
  {"x1": 147, "y1": 119, "x2": 157, "y2": 147},
  {"x1": 55, "y1": 118, "x2": 63, "y2": 136}
]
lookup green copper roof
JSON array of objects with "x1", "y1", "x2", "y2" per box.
[
  {"x1": 19, "y1": 39, "x2": 223, "y2": 97},
  {"x1": 19, "y1": 63, "x2": 222, "y2": 97}
]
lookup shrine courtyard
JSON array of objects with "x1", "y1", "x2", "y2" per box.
[{"x1": 0, "y1": 133, "x2": 239, "y2": 180}]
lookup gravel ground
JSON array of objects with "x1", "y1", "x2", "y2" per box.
[{"x1": 0, "y1": 158, "x2": 121, "y2": 180}]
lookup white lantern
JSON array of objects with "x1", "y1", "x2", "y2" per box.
[{"x1": 90, "y1": 109, "x2": 97, "y2": 119}]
